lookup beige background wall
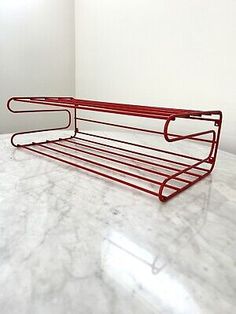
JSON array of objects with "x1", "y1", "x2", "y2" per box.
[
  {"x1": 75, "y1": 0, "x2": 236, "y2": 154},
  {"x1": 0, "y1": 0, "x2": 75, "y2": 133}
]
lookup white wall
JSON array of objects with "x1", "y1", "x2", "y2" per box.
[
  {"x1": 75, "y1": 0, "x2": 236, "y2": 154},
  {"x1": 0, "y1": 0, "x2": 75, "y2": 133}
]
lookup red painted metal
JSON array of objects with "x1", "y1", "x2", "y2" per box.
[{"x1": 7, "y1": 97, "x2": 222, "y2": 202}]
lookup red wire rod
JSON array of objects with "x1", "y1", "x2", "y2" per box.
[
  {"x1": 70, "y1": 137, "x2": 206, "y2": 177},
  {"x1": 22, "y1": 145, "x2": 160, "y2": 197},
  {"x1": 76, "y1": 131, "x2": 204, "y2": 162},
  {"x1": 11, "y1": 97, "x2": 222, "y2": 122},
  {"x1": 71, "y1": 99, "x2": 202, "y2": 117},
  {"x1": 52, "y1": 141, "x2": 191, "y2": 184},
  {"x1": 26, "y1": 96, "x2": 198, "y2": 115},
  {"x1": 77, "y1": 117, "x2": 215, "y2": 144},
  {"x1": 12, "y1": 98, "x2": 179, "y2": 120},
  {"x1": 67, "y1": 138, "x2": 185, "y2": 172},
  {"x1": 32, "y1": 143, "x2": 180, "y2": 191},
  {"x1": 11, "y1": 97, "x2": 218, "y2": 121}
]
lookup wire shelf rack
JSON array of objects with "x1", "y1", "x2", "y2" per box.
[{"x1": 7, "y1": 97, "x2": 222, "y2": 202}]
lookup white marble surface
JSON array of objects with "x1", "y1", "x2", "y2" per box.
[{"x1": 0, "y1": 132, "x2": 236, "y2": 314}]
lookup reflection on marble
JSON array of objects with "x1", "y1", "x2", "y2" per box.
[{"x1": 0, "y1": 132, "x2": 236, "y2": 314}]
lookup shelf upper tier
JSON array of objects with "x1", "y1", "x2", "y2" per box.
[{"x1": 11, "y1": 97, "x2": 219, "y2": 120}]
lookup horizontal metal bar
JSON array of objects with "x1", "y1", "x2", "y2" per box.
[
  {"x1": 57, "y1": 99, "x2": 173, "y2": 116},
  {"x1": 77, "y1": 132, "x2": 203, "y2": 162},
  {"x1": 73, "y1": 136, "x2": 206, "y2": 176},
  {"x1": 71, "y1": 138, "x2": 189, "y2": 172},
  {"x1": 34, "y1": 97, "x2": 195, "y2": 116},
  {"x1": 77, "y1": 117, "x2": 215, "y2": 144},
  {"x1": 188, "y1": 116, "x2": 219, "y2": 122},
  {"x1": 14, "y1": 98, "x2": 215, "y2": 121},
  {"x1": 54, "y1": 141, "x2": 191, "y2": 184},
  {"x1": 74, "y1": 99, "x2": 190, "y2": 114},
  {"x1": 12, "y1": 97, "x2": 219, "y2": 121},
  {"x1": 68, "y1": 138, "x2": 184, "y2": 173},
  {"x1": 15, "y1": 99, "x2": 173, "y2": 120},
  {"x1": 22, "y1": 146, "x2": 160, "y2": 197},
  {"x1": 38, "y1": 143, "x2": 180, "y2": 191},
  {"x1": 77, "y1": 117, "x2": 163, "y2": 134}
]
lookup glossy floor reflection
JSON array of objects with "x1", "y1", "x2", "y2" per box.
[
  {"x1": 0, "y1": 133, "x2": 236, "y2": 314},
  {"x1": 102, "y1": 231, "x2": 200, "y2": 313}
]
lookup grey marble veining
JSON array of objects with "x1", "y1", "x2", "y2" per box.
[{"x1": 0, "y1": 132, "x2": 236, "y2": 314}]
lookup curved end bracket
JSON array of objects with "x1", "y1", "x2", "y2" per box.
[
  {"x1": 159, "y1": 110, "x2": 222, "y2": 201},
  {"x1": 7, "y1": 97, "x2": 74, "y2": 147}
]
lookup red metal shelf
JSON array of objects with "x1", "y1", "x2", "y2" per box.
[{"x1": 7, "y1": 97, "x2": 222, "y2": 202}]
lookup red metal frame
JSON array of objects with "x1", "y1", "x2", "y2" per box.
[{"x1": 7, "y1": 97, "x2": 222, "y2": 202}]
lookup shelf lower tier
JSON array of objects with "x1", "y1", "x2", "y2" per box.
[{"x1": 18, "y1": 132, "x2": 212, "y2": 202}]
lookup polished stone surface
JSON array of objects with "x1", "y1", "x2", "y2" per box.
[{"x1": 0, "y1": 133, "x2": 236, "y2": 314}]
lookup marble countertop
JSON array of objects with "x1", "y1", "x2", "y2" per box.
[{"x1": 0, "y1": 133, "x2": 236, "y2": 314}]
